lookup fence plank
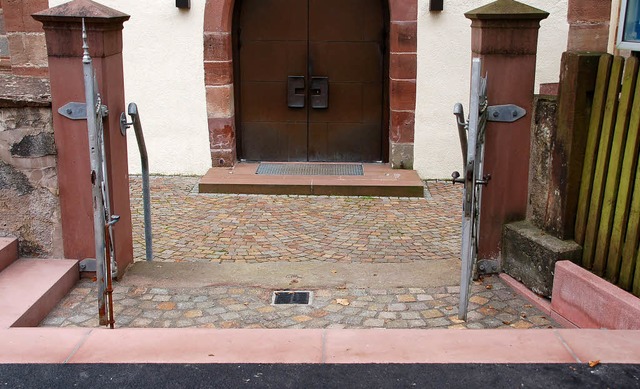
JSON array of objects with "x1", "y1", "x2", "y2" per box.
[
  {"x1": 575, "y1": 54, "x2": 613, "y2": 245},
  {"x1": 593, "y1": 57, "x2": 640, "y2": 276},
  {"x1": 607, "y1": 60, "x2": 640, "y2": 283},
  {"x1": 619, "y1": 155, "x2": 640, "y2": 291},
  {"x1": 582, "y1": 56, "x2": 625, "y2": 269},
  {"x1": 634, "y1": 246, "x2": 640, "y2": 296},
  {"x1": 593, "y1": 57, "x2": 639, "y2": 276}
]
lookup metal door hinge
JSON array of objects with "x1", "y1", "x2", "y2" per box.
[
  {"x1": 486, "y1": 104, "x2": 526, "y2": 123},
  {"x1": 59, "y1": 102, "x2": 109, "y2": 120}
]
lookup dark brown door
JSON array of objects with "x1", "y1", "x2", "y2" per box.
[{"x1": 236, "y1": 0, "x2": 385, "y2": 162}]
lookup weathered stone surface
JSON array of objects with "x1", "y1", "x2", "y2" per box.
[
  {"x1": 503, "y1": 220, "x2": 582, "y2": 297},
  {"x1": 0, "y1": 160, "x2": 33, "y2": 194},
  {"x1": 0, "y1": 103, "x2": 61, "y2": 258},
  {"x1": 0, "y1": 74, "x2": 50, "y2": 108},
  {"x1": 527, "y1": 96, "x2": 557, "y2": 229},
  {"x1": 0, "y1": 185, "x2": 61, "y2": 257},
  {"x1": 0, "y1": 107, "x2": 52, "y2": 133},
  {"x1": 390, "y1": 142, "x2": 414, "y2": 169},
  {"x1": 10, "y1": 132, "x2": 55, "y2": 157}
]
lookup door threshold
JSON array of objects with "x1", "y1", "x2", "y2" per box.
[{"x1": 198, "y1": 162, "x2": 424, "y2": 197}]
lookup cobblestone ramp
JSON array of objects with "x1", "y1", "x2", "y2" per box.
[{"x1": 129, "y1": 176, "x2": 460, "y2": 263}]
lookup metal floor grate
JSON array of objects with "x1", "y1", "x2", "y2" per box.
[
  {"x1": 272, "y1": 291, "x2": 313, "y2": 305},
  {"x1": 256, "y1": 163, "x2": 364, "y2": 176}
]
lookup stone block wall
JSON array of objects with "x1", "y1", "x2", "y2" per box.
[
  {"x1": 0, "y1": 74, "x2": 62, "y2": 257},
  {"x1": 1, "y1": 0, "x2": 49, "y2": 77},
  {"x1": 0, "y1": 7, "x2": 11, "y2": 73},
  {"x1": 567, "y1": 0, "x2": 611, "y2": 52}
]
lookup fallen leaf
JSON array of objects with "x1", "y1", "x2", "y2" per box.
[
  {"x1": 445, "y1": 306, "x2": 453, "y2": 311},
  {"x1": 331, "y1": 269, "x2": 337, "y2": 274},
  {"x1": 485, "y1": 285, "x2": 493, "y2": 290},
  {"x1": 524, "y1": 304, "x2": 533, "y2": 308},
  {"x1": 243, "y1": 302, "x2": 249, "y2": 305},
  {"x1": 336, "y1": 298, "x2": 350, "y2": 306},
  {"x1": 208, "y1": 354, "x2": 215, "y2": 357},
  {"x1": 520, "y1": 313, "x2": 527, "y2": 318},
  {"x1": 502, "y1": 321, "x2": 511, "y2": 325},
  {"x1": 588, "y1": 360, "x2": 600, "y2": 368}
]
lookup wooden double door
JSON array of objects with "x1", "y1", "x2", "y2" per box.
[{"x1": 235, "y1": 0, "x2": 386, "y2": 162}]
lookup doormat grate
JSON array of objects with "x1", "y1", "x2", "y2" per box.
[
  {"x1": 256, "y1": 163, "x2": 364, "y2": 176},
  {"x1": 272, "y1": 291, "x2": 313, "y2": 305}
]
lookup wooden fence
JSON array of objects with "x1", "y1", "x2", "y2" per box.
[{"x1": 574, "y1": 54, "x2": 640, "y2": 297}]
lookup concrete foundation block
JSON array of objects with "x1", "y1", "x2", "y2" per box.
[{"x1": 502, "y1": 221, "x2": 582, "y2": 297}]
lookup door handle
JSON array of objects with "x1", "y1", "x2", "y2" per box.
[
  {"x1": 310, "y1": 76, "x2": 328, "y2": 109},
  {"x1": 287, "y1": 76, "x2": 305, "y2": 108}
]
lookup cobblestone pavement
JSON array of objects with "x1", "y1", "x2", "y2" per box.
[
  {"x1": 129, "y1": 176, "x2": 460, "y2": 263},
  {"x1": 42, "y1": 176, "x2": 558, "y2": 329},
  {"x1": 42, "y1": 275, "x2": 558, "y2": 329}
]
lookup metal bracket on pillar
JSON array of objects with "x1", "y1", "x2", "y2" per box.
[
  {"x1": 486, "y1": 104, "x2": 526, "y2": 123},
  {"x1": 79, "y1": 258, "x2": 97, "y2": 272},
  {"x1": 58, "y1": 102, "x2": 109, "y2": 120},
  {"x1": 477, "y1": 259, "x2": 500, "y2": 275}
]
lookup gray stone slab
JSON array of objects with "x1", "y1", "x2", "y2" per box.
[{"x1": 503, "y1": 221, "x2": 582, "y2": 297}]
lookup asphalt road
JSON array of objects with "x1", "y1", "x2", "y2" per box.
[{"x1": 1, "y1": 363, "x2": 639, "y2": 388}]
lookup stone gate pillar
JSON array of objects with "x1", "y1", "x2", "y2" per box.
[
  {"x1": 33, "y1": 0, "x2": 132, "y2": 277},
  {"x1": 465, "y1": 0, "x2": 548, "y2": 261}
]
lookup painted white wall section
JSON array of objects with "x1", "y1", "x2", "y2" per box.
[
  {"x1": 48, "y1": 0, "x2": 568, "y2": 178},
  {"x1": 49, "y1": 0, "x2": 211, "y2": 176},
  {"x1": 415, "y1": 0, "x2": 568, "y2": 179}
]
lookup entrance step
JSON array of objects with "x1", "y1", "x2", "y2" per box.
[
  {"x1": 119, "y1": 260, "x2": 461, "y2": 290},
  {"x1": 198, "y1": 163, "x2": 425, "y2": 197},
  {"x1": 0, "y1": 258, "x2": 78, "y2": 328},
  {"x1": 0, "y1": 237, "x2": 18, "y2": 272}
]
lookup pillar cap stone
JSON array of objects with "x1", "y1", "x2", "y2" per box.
[
  {"x1": 32, "y1": 0, "x2": 130, "y2": 24},
  {"x1": 465, "y1": 0, "x2": 549, "y2": 21}
]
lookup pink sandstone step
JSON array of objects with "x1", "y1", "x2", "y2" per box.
[
  {"x1": 551, "y1": 260, "x2": 640, "y2": 329},
  {"x1": 0, "y1": 237, "x2": 18, "y2": 273},
  {"x1": 0, "y1": 258, "x2": 79, "y2": 328},
  {"x1": 1, "y1": 328, "x2": 640, "y2": 364}
]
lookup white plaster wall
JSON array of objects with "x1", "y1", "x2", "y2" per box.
[
  {"x1": 415, "y1": 0, "x2": 568, "y2": 178},
  {"x1": 48, "y1": 1, "x2": 568, "y2": 178},
  {"x1": 48, "y1": 0, "x2": 211, "y2": 176}
]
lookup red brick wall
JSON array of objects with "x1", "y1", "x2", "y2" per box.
[{"x1": 203, "y1": 0, "x2": 417, "y2": 168}]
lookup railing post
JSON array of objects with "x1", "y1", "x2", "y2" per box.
[
  {"x1": 465, "y1": 0, "x2": 548, "y2": 262},
  {"x1": 33, "y1": 0, "x2": 133, "y2": 277}
]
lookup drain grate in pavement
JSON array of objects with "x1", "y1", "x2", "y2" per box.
[
  {"x1": 256, "y1": 163, "x2": 364, "y2": 176},
  {"x1": 272, "y1": 291, "x2": 312, "y2": 305}
]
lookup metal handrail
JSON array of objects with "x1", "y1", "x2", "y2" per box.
[{"x1": 121, "y1": 103, "x2": 153, "y2": 261}]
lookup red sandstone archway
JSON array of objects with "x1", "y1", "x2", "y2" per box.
[{"x1": 203, "y1": 0, "x2": 417, "y2": 168}]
